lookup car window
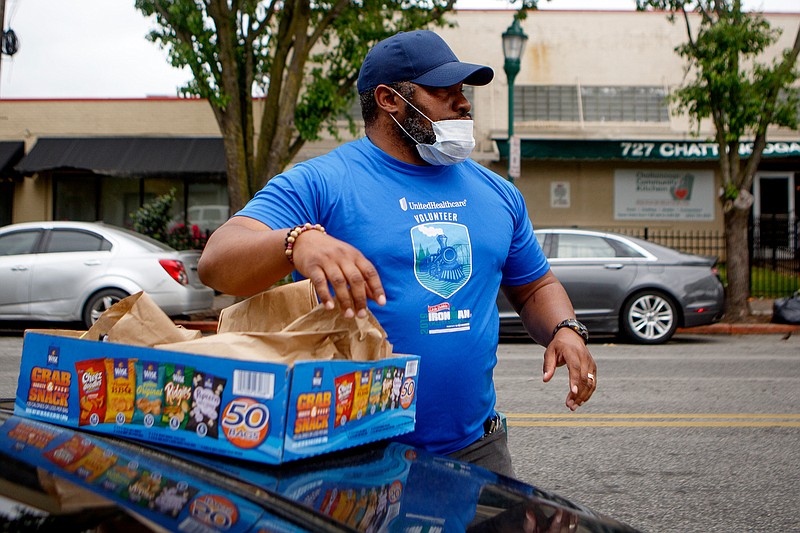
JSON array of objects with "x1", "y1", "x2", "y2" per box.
[
  {"x1": 555, "y1": 234, "x2": 617, "y2": 258},
  {"x1": 44, "y1": 229, "x2": 111, "y2": 253},
  {"x1": 0, "y1": 230, "x2": 41, "y2": 255},
  {"x1": 109, "y1": 226, "x2": 176, "y2": 252},
  {"x1": 608, "y1": 239, "x2": 647, "y2": 258}
]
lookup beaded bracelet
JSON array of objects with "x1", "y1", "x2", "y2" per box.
[{"x1": 284, "y1": 223, "x2": 326, "y2": 263}]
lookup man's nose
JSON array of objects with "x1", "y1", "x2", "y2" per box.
[{"x1": 454, "y1": 92, "x2": 472, "y2": 116}]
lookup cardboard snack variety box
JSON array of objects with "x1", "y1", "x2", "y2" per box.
[{"x1": 13, "y1": 282, "x2": 420, "y2": 465}]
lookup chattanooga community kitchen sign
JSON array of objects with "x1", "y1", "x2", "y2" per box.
[{"x1": 614, "y1": 169, "x2": 715, "y2": 220}]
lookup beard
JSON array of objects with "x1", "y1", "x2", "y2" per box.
[{"x1": 394, "y1": 107, "x2": 436, "y2": 148}]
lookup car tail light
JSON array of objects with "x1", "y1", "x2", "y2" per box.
[{"x1": 159, "y1": 259, "x2": 189, "y2": 285}]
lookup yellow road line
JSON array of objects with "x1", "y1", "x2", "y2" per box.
[{"x1": 504, "y1": 413, "x2": 800, "y2": 428}]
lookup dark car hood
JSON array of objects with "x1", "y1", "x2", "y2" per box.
[{"x1": 0, "y1": 407, "x2": 640, "y2": 532}]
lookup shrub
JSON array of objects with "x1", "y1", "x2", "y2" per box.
[{"x1": 130, "y1": 189, "x2": 208, "y2": 250}]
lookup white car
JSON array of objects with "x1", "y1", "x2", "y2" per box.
[
  {"x1": 0, "y1": 221, "x2": 214, "y2": 328},
  {"x1": 187, "y1": 204, "x2": 229, "y2": 233}
]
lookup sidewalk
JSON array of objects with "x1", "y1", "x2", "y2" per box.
[
  {"x1": 676, "y1": 297, "x2": 800, "y2": 335},
  {"x1": 177, "y1": 295, "x2": 800, "y2": 335}
]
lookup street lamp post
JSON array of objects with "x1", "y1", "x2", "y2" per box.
[{"x1": 502, "y1": 18, "x2": 528, "y2": 184}]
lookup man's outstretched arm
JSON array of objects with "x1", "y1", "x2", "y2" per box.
[{"x1": 198, "y1": 216, "x2": 385, "y2": 318}]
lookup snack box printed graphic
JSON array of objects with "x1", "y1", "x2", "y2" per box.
[
  {"x1": 15, "y1": 331, "x2": 420, "y2": 464},
  {"x1": 0, "y1": 415, "x2": 278, "y2": 532}
]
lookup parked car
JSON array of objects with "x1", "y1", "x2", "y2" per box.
[
  {"x1": 0, "y1": 402, "x2": 640, "y2": 532},
  {"x1": 187, "y1": 204, "x2": 229, "y2": 233},
  {"x1": 498, "y1": 228, "x2": 725, "y2": 344},
  {"x1": 0, "y1": 221, "x2": 214, "y2": 328}
]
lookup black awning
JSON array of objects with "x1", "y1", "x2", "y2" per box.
[
  {"x1": 0, "y1": 141, "x2": 24, "y2": 176},
  {"x1": 15, "y1": 137, "x2": 227, "y2": 176}
]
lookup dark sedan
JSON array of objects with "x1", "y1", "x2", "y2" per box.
[
  {"x1": 0, "y1": 402, "x2": 640, "y2": 532},
  {"x1": 499, "y1": 228, "x2": 725, "y2": 344}
]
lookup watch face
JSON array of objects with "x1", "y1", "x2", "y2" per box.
[{"x1": 555, "y1": 319, "x2": 588, "y2": 343}]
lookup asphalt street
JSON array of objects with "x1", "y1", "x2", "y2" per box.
[
  {"x1": 497, "y1": 332, "x2": 800, "y2": 533},
  {"x1": 0, "y1": 330, "x2": 798, "y2": 532}
]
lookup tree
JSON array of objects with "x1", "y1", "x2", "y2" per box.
[
  {"x1": 134, "y1": 0, "x2": 461, "y2": 214},
  {"x1": 636, "y1": 0, "x2": 800, "y2": 321}
]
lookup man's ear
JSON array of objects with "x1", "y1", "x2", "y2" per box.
[{"x1": 374, "y1": 84, "x2": 402, "y2": 114}]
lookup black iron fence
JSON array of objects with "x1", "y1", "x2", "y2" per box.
[
  {"x1": 596, "y1": 220, "x2": 799, "y2": 298},
  {"x1": 750, "y1": 215, "x2": 799, "y2": 297}
]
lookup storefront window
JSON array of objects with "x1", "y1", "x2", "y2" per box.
[
  {"x1": 54, "y1": 175, "x2": 100, "y2": 221},
  {"x1": 186, "y1": 182, "x2": 229, "y2": 234},
  {"x1": 101, "y1": 177, "x2": 140, "y2": 229},
  {"x1": 52, "y1": 174, "x2": 227, "y2": 233},
  {"x1": 0, "y1": 181, "x2": 13, "y2": 226}
]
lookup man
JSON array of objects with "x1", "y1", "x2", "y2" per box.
[{"x1": 198, "y1": 30, "x2": 596, "y2": 477}]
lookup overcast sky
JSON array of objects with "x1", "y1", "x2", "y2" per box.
[{"x1": 1, "y1": 0, "x2": 798, "y2": 99}]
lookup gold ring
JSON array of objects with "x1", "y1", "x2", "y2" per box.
[{"x1": 587, "y1": 373, "x2": 595, "y2": 381}]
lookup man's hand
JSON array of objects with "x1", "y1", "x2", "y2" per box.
[
  {"x1": 291, "y1": 228, "x2": 386, "y2": 318},
  {"x1": 542, "y1": 328, "x2": 597, "y2": 411}
]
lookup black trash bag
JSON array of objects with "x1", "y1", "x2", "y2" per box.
[{"x1": 772, "y1": 292, "x2": 800, "y2": 325}]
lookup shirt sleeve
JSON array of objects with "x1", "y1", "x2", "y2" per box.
[
  {"x1": 234, "y1": 164, "x2": 322, "y2": 230},
  {"x1": 500, "y1": 187, "x2": 550, "y2": 286}
]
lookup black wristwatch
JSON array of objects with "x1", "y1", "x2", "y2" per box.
[{"x1": 553, "y1": 318, "x2": 589, "y2": 344}]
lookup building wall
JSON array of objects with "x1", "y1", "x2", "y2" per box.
[{"x1": 446, "y1": 9, "x2": 799, "y2": 232}]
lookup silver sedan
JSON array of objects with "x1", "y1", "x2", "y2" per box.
[
  {"x1": 499, "y1": 228, "x2": 725, "y2": 344},
  {"x1": 0, "y1": 221, "x2": 214, "y2": 328}
]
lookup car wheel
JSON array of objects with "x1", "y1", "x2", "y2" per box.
[
  {"x1": 82, "y1": 289, "x2": 128, "y2": 329},
  {"x1": 621, "y1": 290, "x2": 678, "y2": 344}
]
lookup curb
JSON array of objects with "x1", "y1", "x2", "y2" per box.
[{"x1": 677, "y1": 323, "x2": 800, "y2": 335}]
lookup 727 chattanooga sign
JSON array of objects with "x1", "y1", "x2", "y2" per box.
[{"x1": 619, "y1": 141, "x2": 800, "y2": 160}]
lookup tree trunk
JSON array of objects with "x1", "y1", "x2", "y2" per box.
[
  {"x1": 217, "y1": 116, "x2": 250, "y2": 214},
  {"x1": 723, "y1": 206, "x2": 751, "y2": 321}
]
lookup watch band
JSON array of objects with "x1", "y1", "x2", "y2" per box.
[{"x1": 553, "y1": 318, "x2": 589, "y2": 344}]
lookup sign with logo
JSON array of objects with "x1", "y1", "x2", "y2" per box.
[
  {"x1": 550, "y1": 181, "x2": 570, "y2": 208},
  {"x1": 614, "y1": 169, "x2": 715, "y2": 220}
]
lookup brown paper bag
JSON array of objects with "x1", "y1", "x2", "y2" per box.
[
  {"x1": 217, "y1": 279, "x2": 317, "y2": 334},
  {"x1": 282, "y1": 303, "x2": 393, "y2": 361},
  {"x1": 162, "y1": 279, "x2": 392, "y2": 364},
  {"x1": 83, "y1": 291, "x2": 202, "y2": 346},
  {"x1": 155, "y1": 330, "x2": 346, "y2": 364}
]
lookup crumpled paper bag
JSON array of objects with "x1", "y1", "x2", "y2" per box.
[
  {"x1": 83, "y1": 291, "x2": 202, "y2": 346},
  {"x1": 282, "y1": 302, "x2": 393, "y2": 361},
  {"x1": 156, "y1": 330, "x2": 346, "y2": 364},
  {"x1": 217, "y1": 279, "x2": 317, "y2": 334},
  {"x1": 162, "y1": 280, "x2": 393, "y2": 364}
]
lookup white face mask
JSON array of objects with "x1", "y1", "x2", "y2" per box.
[{"x1": 389, "y1": 89, "x2": 476, "y2": 166}]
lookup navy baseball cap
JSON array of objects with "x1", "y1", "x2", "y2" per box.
[{"x1": 357, "y1": 30, "x2": 494, "y2": 94}]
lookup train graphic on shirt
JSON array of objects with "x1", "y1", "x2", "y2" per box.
[{"x1": 411, "y1": 222, "x2": 472, "y2": 299}]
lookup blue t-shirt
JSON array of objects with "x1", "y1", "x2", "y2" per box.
[{"x1": 237, "y1": 137, "x2": 549, "y2": 455}]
